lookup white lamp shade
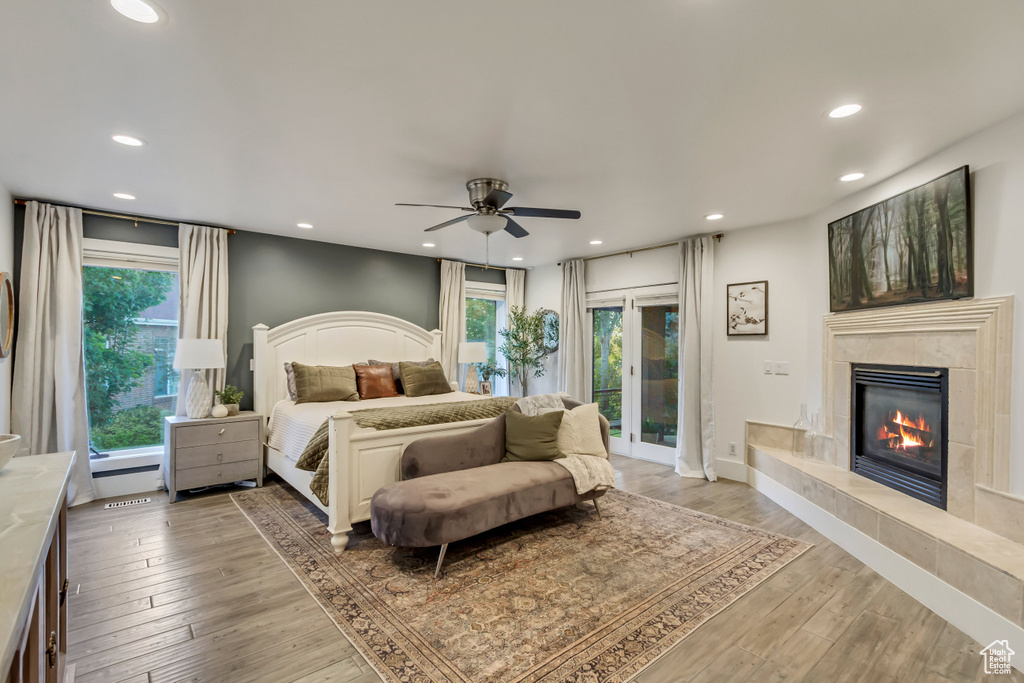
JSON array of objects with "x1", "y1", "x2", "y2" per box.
[
  {"x1": 173, "y1": 338, "x2": 225, "y2": 370},
  {"x1": 458, "y1": 342, "x2": 488, "y2": 364}
]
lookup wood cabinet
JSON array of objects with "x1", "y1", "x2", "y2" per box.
[
  {"x1": 163, "y1": 412, "x2": 263, "y2": 502},
  {"x1": 2, "y1": 452, "x2": 73, "y2": 683}
]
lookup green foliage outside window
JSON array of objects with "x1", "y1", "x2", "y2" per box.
[{"x1": 83, "y1": 267, "x2": 176, "y2": 451}]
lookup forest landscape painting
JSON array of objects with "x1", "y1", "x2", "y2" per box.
[{"x1": 828, "y1": 166, "x2": 972, "y2": 312}]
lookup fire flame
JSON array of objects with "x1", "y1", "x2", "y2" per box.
[{"x1": 876, "y1": 410, "x2": 934, "y2": 451}]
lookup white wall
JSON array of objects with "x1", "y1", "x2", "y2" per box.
[
  {"x1": 0, "y1": 181, "x2": 12, "y2": 432},
  {"x1": 715, "y1": 111, "x2": 1024, "y2": 494}
]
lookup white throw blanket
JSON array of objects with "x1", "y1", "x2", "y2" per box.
[{"x1": 515, "y1": 394, "x2": 618, "y2": 495}]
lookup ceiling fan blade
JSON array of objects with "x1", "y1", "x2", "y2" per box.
[
  {"x1": 506, "y1": 207, "x2": 581, "y2": 219},
  {"x1": 397, "y1": 203, "x2": 475, "y2": 211},
  {"x1": 483, "y1": 189, "x2": 513, "y2": 209},
  {"x1": 424, "y1": 214, "x2": 472, "y2": 232},
  {"x1": 503, "y1": 216, "x2": 529, "y2": 238}
]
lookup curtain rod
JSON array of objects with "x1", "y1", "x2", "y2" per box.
[
  {"x1": 557, "y1": 234, "x2": 723, "y2": 266},
  {"x1": 12, "y1": 198, "x2": 237, "y2": 234},
  {"x1": 436, "y1": 258, "x2": 510, "y2": 272}
]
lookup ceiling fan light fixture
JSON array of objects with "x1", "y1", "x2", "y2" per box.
[
  {"x1": 111, "y1": 0, "x2": 162, "y2": 23},
  {"x1": 467, "y1": 214, "x2": 507, "y2": 234}
]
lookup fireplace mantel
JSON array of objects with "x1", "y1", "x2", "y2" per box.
[{"x1": 821, "y1": 295, "x2": 1015, "y2": 532}]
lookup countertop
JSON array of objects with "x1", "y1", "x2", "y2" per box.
[{"x1": 0, "y1": 452, "x2": 74, "y2": 677}]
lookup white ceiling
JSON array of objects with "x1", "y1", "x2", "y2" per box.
[{"x1": 2, "y1": 1, "x2": 1023, "y2": 268}]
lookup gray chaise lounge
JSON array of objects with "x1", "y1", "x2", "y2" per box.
[{"x1": 370, "y1": 398, "x2": 610, "y2": 578}]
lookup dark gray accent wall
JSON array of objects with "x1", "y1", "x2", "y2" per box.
[
  {"x1": 466, "y1": 264, "x2": 505, "y2": 284},
  {"x1": 226, "y1": 231, "x2": 440, "y2": 408}
]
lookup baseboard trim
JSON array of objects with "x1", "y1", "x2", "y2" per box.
[
  {"x1": 713, "y1": 457, "x2": 748, "y2": 482},
  {"x1": 748, "y1": 467, "x2": 1024, "y2": 672}
]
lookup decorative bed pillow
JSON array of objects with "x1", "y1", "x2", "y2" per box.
[
  {"x1": 354, "y1": 364, "x2": 400, "y2": 399},
  {"x1": 284, "y1": 362, "x2": 297, "y2": 400},
  {"x1": 291, "y1": 363, "x2": 359, "y2": 404},
  {"x1": 367, "y1": 358, "x2": 435, "y2": 394},
  {"x1": 398, "y1": 361, "x2": 452, "y2": 398},
  {"x1": 504, "y1": 408, "x2": 564, "y2": 462},
  {"x1": 557, "y1": 402, "x2": 607, "y2": 458}
]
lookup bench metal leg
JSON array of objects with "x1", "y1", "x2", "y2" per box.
[
  {"x1": 593, "y1": 498, "x2": 602, "y2": 520},
  {"x1": 434, "y1": 543, "x2": 448, "y2": 580}
]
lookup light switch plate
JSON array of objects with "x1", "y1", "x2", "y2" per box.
[
  {"x1": 729, "y1": 442, "x2": 737, "y2": 456},
  {"x1": 775, "y1": 361, "x2": 790, "y2": 375},
  {"x1": 763, "y1": 361, "x2": 773, "y2": 375}
]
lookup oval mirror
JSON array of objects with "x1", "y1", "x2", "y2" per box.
[
  {"x1": 0, "y1": 272, "x2": 12, "y2": 359},
  {"x1": 541, "y1": 309, "x2": 559, "y2": 354}
]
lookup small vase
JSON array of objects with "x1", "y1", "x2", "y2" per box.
[
  {"x1": 805, "y1": 412, "x2": 820, "y2": 460},
  {"x1": 793, "y1": 404, "x2": 811, "y2": 455},
  {"x1": 226, "y1": 403, "x2": 240, "y2": 416}
]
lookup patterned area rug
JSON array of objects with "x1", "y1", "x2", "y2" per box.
[{"x1": 233, "y1": 482, "x2": 810, "y2": 683}]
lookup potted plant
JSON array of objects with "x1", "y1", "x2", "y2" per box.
[
  {"x1": 477, "y1": 362, "x2": 508, "y2": 395},
  {"x1": 498, "y1": 306, "x2": 553, "y2": 397},
  {"x1": 214, "y1": 385, "x2": 244, "y2": 416}
]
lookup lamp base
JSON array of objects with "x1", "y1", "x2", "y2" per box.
[
  {"x1": 186, "y1": 370, "x2": 212, "y2": 419},
  {"x1": 465, "y1": 365, "x2": 480, "y2": 394}
]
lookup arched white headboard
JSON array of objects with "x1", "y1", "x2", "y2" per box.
[{"x1": 252, "y1": 311, "x2": 443, "y2": 415}]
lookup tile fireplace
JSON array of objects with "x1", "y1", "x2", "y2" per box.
[{"x1": 851, "y1": 363, "x2": 949, "y2": 509}]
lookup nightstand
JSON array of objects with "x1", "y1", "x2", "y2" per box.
[{"x1": 163, "y1": 411, "x2": 263, "y2": 502}]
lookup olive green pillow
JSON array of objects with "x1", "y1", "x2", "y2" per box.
[
  {"x1": 398, "y1": 361, "x2": 453, "y2": 398},
  {"x1": 291, "y1": 362, "x2": 359, "y2": 403},
  {"x1": 504, "y1": 408, "x2": 564, "y2": 462}
]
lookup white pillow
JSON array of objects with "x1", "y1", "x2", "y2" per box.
[{"x1": 557, "y1": 403, "x2": 607, "y2": 458}]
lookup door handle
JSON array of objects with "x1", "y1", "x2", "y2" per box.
[
  {"x1": 46, "y1": 631, "x2": 57, "y2": 668},
  {"x1": 59, "y1": 578, "x2": 69, "y2": 607}
]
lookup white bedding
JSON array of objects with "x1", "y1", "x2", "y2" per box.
[{"x1": 267, "y1": 391, "x2": 491, "y2": 462}]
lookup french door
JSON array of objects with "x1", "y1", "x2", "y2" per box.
[{"x1": 588, "y1": 286, "x2": 679, "y2": 465}]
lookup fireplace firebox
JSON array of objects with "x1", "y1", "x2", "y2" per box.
[{"x1": 850, "y1": 364, "x2": 949, "y2": 509}]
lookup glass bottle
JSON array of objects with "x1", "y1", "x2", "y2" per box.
[
  {"x1": 805, "y1": 412, "x2": 820, "y2": 460},
  {"x1": 793, "y1": 404, "x2": 811, "y2": 455}
]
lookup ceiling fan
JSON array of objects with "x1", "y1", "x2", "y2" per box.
[{"x1": 396, "y1": 178, "x2": 581, "y2": 239}]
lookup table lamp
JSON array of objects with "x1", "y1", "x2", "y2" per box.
[
  {"x1": 458, "y1": 342, "x2": 488, "y2": 394},
  {"x1": 174, "y1": 338, "x2": 225, "y2": 418}
]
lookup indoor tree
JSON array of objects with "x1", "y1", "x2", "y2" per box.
[{"x1": 498, "y1": 306, "x2": 552, "y2": 396}]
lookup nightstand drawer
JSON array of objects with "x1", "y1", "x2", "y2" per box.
[
  {"x1": 175, "y1": 460, "x2": 260, "y2": 490},
  {"x1": 176, "y1": 440, "x2": 257, "y2": 470},
  {"x1": 175, "y1": 420, "x2": 259, "y2": 448}
]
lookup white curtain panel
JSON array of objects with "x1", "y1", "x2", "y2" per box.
[
  {"x1": 676, "y1": 236, "x2": 717, "y2": 481},
  {"x1": 504, "y1": 268, "x2": 526, "y2": 396},
  {"x1": 438, "y1": 259, "x2": 466, "y2": 384},
  {"x1": 12, "y1": 202, "x2": 94, "y2": 505},
  {"x1": 558, "y1": 259, "x2": 587, "y2": 401},
  {"x1": 176, "y1": 224, "x2": 229, "y2": 416}
]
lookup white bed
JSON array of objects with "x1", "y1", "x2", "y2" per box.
[{"x1": 253, "y1": 311, "x2": 498, "y2": 553}]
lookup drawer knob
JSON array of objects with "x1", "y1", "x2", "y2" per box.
[{"x1": 219, "y1": 428, "x2": 226, "y2": 435}]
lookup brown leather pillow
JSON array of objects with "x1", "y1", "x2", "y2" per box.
[{"x1": 353, "y1": 364, "x2": 400, "y2": 399}]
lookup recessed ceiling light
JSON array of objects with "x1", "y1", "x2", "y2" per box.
[
  {"x1": 112, "y1": 134, "x2": 145, "y2": 146},
  {"x1": 829, "y1": 103, "x2": 862, "y2": 119},
  {"x1": 297, "y1": 223, "x2": 313, "y2": 229},
  {"x1": 704, "y1": 213, "x2": 724, "y2": 221},
  {"x1": 110, "y1": 0, "x2": 162, "y2": 23},
  {"x1": 589, "y1": 240, "x2": 603, "y2": 245},
  {"x1": 840, "y1": 172, "x2": 865, "y2": 182},
  {"x1": 512, "y1": 257, "x2": 523, "y2": 261},
  {"x1": 422, "y1": 243, "x2": 435, "y2": 248},
  {"x1": 113, "y1": 192, "x2": 135, "y2": 200}
]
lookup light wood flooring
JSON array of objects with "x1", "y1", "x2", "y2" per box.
[{"x1": 65, "y1": 455, "x2": 1022, "y2": 682}]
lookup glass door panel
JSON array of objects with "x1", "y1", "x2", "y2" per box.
[
  {"x1": 632, "y1": 304, "x2": 679, "y2": 463},
  {"x1": 591, "y1": 307, "x2": 626, "y2": 453}
]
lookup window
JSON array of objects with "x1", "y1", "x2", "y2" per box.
[
  {"x1": 465, "y1": 281, "x2": 507, "y2": 394},
  {"x1": 82, "y1": 239, "x2": 179, "y2": 457}
]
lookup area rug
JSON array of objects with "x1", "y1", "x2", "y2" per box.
[{"x1": 233, "y1": 482, "x2": 810, "y2": 682}]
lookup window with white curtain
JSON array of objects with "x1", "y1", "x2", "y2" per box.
[
  {"x1": 82, "y1": 239, "x2": 179, "y2": 468},
  {"x1": 465, "y1": 281, "x2": 508, "y2": 395}
]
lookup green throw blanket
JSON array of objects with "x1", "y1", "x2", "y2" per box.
[{"x1": 295, "y1": 397, "x2": 518, "y2": 505}]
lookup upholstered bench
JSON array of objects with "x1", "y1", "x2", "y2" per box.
[{"x1": 370, "y1": 398, "x2": 609, "y2": 578}]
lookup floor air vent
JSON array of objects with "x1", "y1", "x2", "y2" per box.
[{"x1": 104, "y1": 497, "x2": 152, "y2": 510}]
